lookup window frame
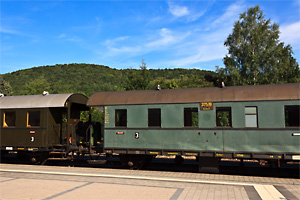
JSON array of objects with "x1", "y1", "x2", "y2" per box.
[
  {"x1": 3, "y1": 111, "x2": 16, "y2": 127},
  {"x1": 27, "y1": 111, "x2": 41, "y2": 127},
  {"x1": 115, "y1": 109, "x2": 127, "y2": 127},
  {"x1": 245, "y1": 106, "x2": 258, "y2": 128},
  {"x1": 216, "y1": 107, "x2": 232, "y2": 127},
  {"x1": 148, "y1": 108, "x2": 161, "y2": 127},
  {"x1": 284, "y1": 105, "x2": 300, "y2": 127},
  {"x1": 184, "y1": 107, "x2": 199, "y2": 127}
]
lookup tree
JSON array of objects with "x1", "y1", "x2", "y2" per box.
[
  {"x1": 169, "y1": 79, "x2": 179, "y2": 89},
  {"x1": 123, "y1": 59, "x2": 150, "y2": 91},
  {"x1": 24, "y1": 76, "x2": 51, "y2": 95},
  {"x1": 139, "y1": 59, "x2": 150, "y2": 90},
  {"x1": 0, "y1": 77, "x2": 13, "y2": 96},
  {"x1": 218, "y1": 5, "x2": 299, "y2": 85}
]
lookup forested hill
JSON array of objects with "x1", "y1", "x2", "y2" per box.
[{"x1": 1, "y1": 63, "x2": 217, "y2": 97}]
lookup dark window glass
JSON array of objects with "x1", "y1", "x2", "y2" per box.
[
  {"x1": 216, "y1": 107, "x2": 232, "y2": 127},
  {"x1": 115, "y1": 109, "x2": 127, "y2": 127},
  {"x1": 184, "y1": 108, "x2": 198, "y2": 127},
  {"x1": 3, "y1": 112, "x2": 16, "y2": 127},
  {"x1": 148, "y1": 108, "x2": 161, "y2": 127},
  {"x1": 285, "y1": 106, "x2": 300, "y2": 127},
  {"x1": 27, "y1": 111, "x2": 40, "y2": 127}
]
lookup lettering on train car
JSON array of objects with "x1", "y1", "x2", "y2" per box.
[
  {"x1": 200, "y1": 102, "x2": 213, "y2": 110},
  {"x1": 185, "y1": 153, "x2": 198, "y2": 156},
  {"x1": 149, "y1": 152, "x2": 159, "y2": 155},
  {"x1": 105, "y1": 107, "x2": 109, "y2": 124}
]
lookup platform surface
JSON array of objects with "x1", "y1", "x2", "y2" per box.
[{"x1": 0, "y1": 163, "x2": 299, "y2": 200}]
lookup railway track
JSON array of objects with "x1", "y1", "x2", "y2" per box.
[{"x1": 1, "y1": 153, "x2": 299, "y2": 179}]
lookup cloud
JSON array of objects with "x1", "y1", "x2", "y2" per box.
[
  {"x1": 168, "y1": 1, "x2": 189, "y2": 17},
  {"x1": 167, "y1": 1, "x2": 209, "y2": 22},
  {"x1": 94, "y1": 1, "x2": 254, "y2": 70},
  {"x1": 146, "y1": 28, "x2": 189, "y2": 48},
  {"x1": 165, "y1": 2, "x2": 246, "y2": 67},
  {"x1": 107, "y1": 45, "x2": 143, "y2": 55},
  {"x1": 280, "y1": 21, "x2": 300, "y2": 49},
  {"x1": 209, "y1": 2, "x2": 245, "y2": 30},
  {"x1": 167, "y1": 43, "x2": 226, "y2": 67},
  {"x1": 57, "y1": 33, "x2": 83, "y2": 43},
  {"x1": 57, "y1": 33, "x2": 66, "y2": 39},
  {"x1": 100, "y1": 36, "x2": 143, "y2": 57},
  {"x1": 0, "y1": 25, "x2": 23, "y2": 36},
  {"x1": 102, "y1": 36, "x2": 130, "y2": 46},
  {"x1": 100, "y1": 28, "x2": 190, "y2": 59}
]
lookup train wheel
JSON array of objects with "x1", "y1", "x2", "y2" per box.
[
  {"x1": 174, "y1": 155, "x2": 184, "y2": 165},
  {"x1": 27, "y1": 152, "x2": 49, "y2": 164},
  {"x1": 120, "y1": 155, "x2": 152, "y2": 170},
  {"x1": 120, "y1": 154, "x2": 130, "y2": 167}
]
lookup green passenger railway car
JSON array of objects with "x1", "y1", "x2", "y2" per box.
[
  {"x1": 0, "y1": 84, "x2": 299, "y2": 171},
  {"x1": 0, "y1": 93, "x2": 88, "y2": 163},
  {"x1": 87, "y1": 83, "x2": 300, "y2": 169}
]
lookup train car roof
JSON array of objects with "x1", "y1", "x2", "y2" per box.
[
  {"x1": 87, "y1": 83, "x2": 300, "y2": 106},
  {"x1": 0, "y1": 93, "x2": 88, "y2": 109}
]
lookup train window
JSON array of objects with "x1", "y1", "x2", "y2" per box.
[
  {"x1": 285, "y1": 106, "x2": 300, "y2": 127},
  {"x1": 245, "y1": 107, "x2": 258, "y2": 127},
  {"x1": 27, "y1": 111, "x2": 40, "y2": 127},
  {"x1": 184, "y1": 108, "x2": 198, "y2": 127},
  {"x1": 115, "y1": 109, "x2": 127, "y2": 127},
  {"x1": 3, "y1": 112, "x2": 16, "y2": 127},
  {"x1": 148, "y1": 108, "x2": 161, "y2": 127},
  {"x1": 216, "y1": 107, "x2": 232, "y2": 127}
]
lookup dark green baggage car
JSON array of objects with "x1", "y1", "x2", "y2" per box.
[
  {"x1": 87, "y1": 83, "x2": 300, "y2": 170},
  {"x1": 0, "y1": 93, "x2": 88, "y2": 163}
]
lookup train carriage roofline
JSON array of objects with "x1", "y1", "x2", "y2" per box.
[
  {"x1": 0, "y1": 93, "x2": 88, "y2": 109},
  {"x1": 0, "y1": 93, "x2": 89, "y2": 164},
  {"x1": 87, "y1": 83, "x2": 300, "y2": 106}
]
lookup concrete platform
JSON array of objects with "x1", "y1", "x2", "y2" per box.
[{"x1": 0, "y1": 164, "x2": 299, "y2": 200}]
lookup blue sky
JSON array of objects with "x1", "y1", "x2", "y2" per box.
[{"x1": 1, "y1": 0, "x2": 299, "y2": 74}]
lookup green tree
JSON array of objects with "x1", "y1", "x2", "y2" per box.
[
  {"x1": 218, "y1": 5, "x2": 299, "y2": 85},
  {"x1": 124, "y1": 59, "x2": 150, "y2": 90},
  {"x1": 80, "y1": 109, "x2": 103, "y2": 123},
  {"x1": 2, "y1": 63, "x2": 216, "y2": 95},
  {"x1": 139, "y1": 59, "x2": 150, "y2": 90},
  {"x1": 0, "y1": 77, "x2": 13, "y2": 96},
  {"x1": 178, "y1": 74, "x2": 213, "y2": 88},
  {"x1": 169, "y1": 79, "x2": 179, "y2": 89},
  {"x1": 24, "y1": 76, "x2": 51, "y2": 95}
]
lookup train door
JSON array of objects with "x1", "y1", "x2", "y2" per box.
[
  {"x1": 49, "y1": 108, "x2": 67, "y2": 145},
  {"x1": 90, "y1": 106, "x2": 104, "y2": 152},
  {"x1": 48, "y1": 106, "x2": 77, "y2": 147},
  {"x1": 68, "y1": 102, "x2": 90, "y2": 146},
  {"x1": 61, "y1": 110, "x2": 68, "y2": 145}
]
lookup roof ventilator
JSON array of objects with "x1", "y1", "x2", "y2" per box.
[
  {"x1": 220, "y1": 82, "x2": 225, "y2": 88},
  {"x1": 43, "y1": 91, "x2": 49, "y2": 96},
  {"x1": 157, "y1": 85, "x2": 161, "y2": 90}
]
